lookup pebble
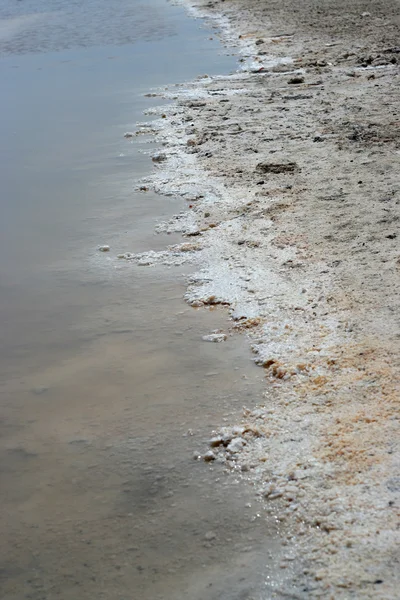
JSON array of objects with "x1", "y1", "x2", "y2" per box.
[
  {"x1": 137, "y1": 260, "x2": 152, "y2": 266},
  {"x1": 152, "y1": 153, "x2": 167, "y2": 163},
  {"x1": 214, "y1": 427, "x2": 235, "y2": 445},
  {"x1": 203, "y1": 450, "x2": 216, "y2": 462},
  {"x1": 227, "y1": 437, "x2": 245, "y2": 453},
  {"x1": 264, "y1": 485, "x2": 283, "y2": 500},
  {"x1": 209, "y1": 437, "x2": 224, "y2": 448},
  {"x1": 263, "y1": 484, "x2": 276, "y2": 497},
  {"x1": 98, "y1": 245, "x2": 110, "y2": 252},
  {"x1": 232, "y1": 426, "x2": 245, "y2": 436},
  {"x1": 204, "y1": 531, "x2": 217, "y2": 541},
  {"x1": 288, "y1": 76, "x2": 305, "y2": 84},
  {"x1": 202, "y1": 333, "x2": 227, "y2": 343},
  {"x1": 31, "y1": 386, "x2": 49, "y2": 395}
]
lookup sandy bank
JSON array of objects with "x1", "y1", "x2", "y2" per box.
[{"x1": 127, "y1": 0, "x2": 400, "y2": 596}]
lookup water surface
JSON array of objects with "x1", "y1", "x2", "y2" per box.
[{"x1": 0, "y1": 2, "x2": 283, "y2": 598}]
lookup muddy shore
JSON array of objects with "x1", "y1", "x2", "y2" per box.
[{"x1": 128, "y1": 0, "x2": 400, "y2": 597}]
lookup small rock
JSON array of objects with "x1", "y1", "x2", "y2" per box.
[
  {"x1": 202, "y1": 333, "x2": 227, "y2": 343},
  {"x1": 187, "y1": 101, "x2": 207, "y2": 108},
  {"x1": 203, "y1": 450, "x2": 216, "y2": 462},
  {"x1": 123, "y1": 132, "x2": 134, "y2": 138},
  {"x1": 31, "y1": 386, "x2": 49, "y2": 395},
  {"x1": 232, "y1": 426, "x2": 245, "y2": 436},
  {"x1": 288, "y1": 76, "x2": 305, "y2": 84},
  {"x1": 256, "y1": 162, "x2": 299, "y2": 174},
  {"x1": 263, "y1": 484, "x2": 283, "y2": 499},
  {"x1": 283, "y1": 94, "x2": 313, "y2": 101},
  {"x1": 117, "y1": 252, "x2": 134, "y2": 259},
  {"x1": 190, "y1": 300, "x2": 204, "y2": 307},
  {"x1": 209, "y1": 437, "x2": 224, "y2": 448},
  {"x1": 152, "y1": 153, "x2": 167, "y2": 163},
  {"x1": 269, "y1": 491, "x2": 283, "y2": 500},
  {"x1": 137, "y1": 259, "x2": 152, "y2": 266},
  {"x1": 98, "y1": 245, "x2": 110, "y2": 252},
  {"x1": 271, "y1": 64, "x2": 295, "y2": 74},
  {"x1": 227, "y1": 437, "x2": 245, "y2": 453},
  {"x1": 212, "y1": 426, "x2": 243, "y2": 447},
  {"x1": 263, "y1": 484, "x2": 276, "y2": 498},
  {"x1": 204, "y1": 531, "x2": 217, "y2": 541}
]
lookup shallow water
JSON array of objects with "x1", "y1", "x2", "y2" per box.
[{"x1": 0, "y1": 2, "x2": 282, "y2": 598}]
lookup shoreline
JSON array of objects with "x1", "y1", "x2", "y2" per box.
[{"x1": 131, "y1": 0, "x2": 400, "y2": 596}]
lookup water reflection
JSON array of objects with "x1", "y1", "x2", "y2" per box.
[
  {"x1": 0, "y1": 1, "x2": 282, "y2": 598},
  {"x1": 0, "y1": 0, "x2": 179, "y2": 54}
]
